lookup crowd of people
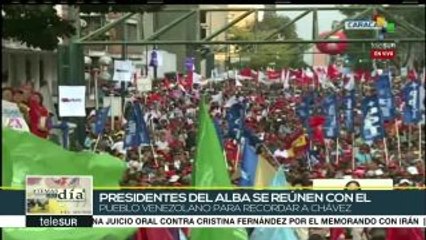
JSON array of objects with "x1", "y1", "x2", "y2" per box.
[
  {"x1": 2, "y1": 66, "x2": 425, "y2": 239},
  {"x1": 77, "y1": 69, "x2": 425, "y2": 191}
]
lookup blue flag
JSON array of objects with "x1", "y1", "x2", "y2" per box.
[
  {"x1": 226, "y1": 102, "x2": 245, "y2": 140},
  {"x1": 361, "y1": 96, "x2": 385, "y2": 142},
  {"x1": 94, "y1": 107, "x2": 110, "y2": 135},
  {"x1": 343, "y1": 91, "x2": 355, "y2": 133},
  {"x1": 402, "y1": 80, "x2": 422, "y2": 124},
  {"x1": 250, "y1": 167, "x2": 298, "y2": 240},
  {"x1": 323, "y1": 94, "x2": 339, "y2": 138},
  {"x1": 296, "y1": 91, "x2": 316, "y2": 136},
  {"x1": 239, "y1": 140, "x2": 259, "y2": 187},
  {"x1": 149, "y1": 50, "x2": 158, "y2": 68},
  {"x1": 243, "y1": 127, "x2": 262, "y2": 147},
  {"x1": 124, "y1": 102, "x2": 151, "y2": 148},
  {"x1": 375, "y1": 74, "x2": 396, "y2": 120},
  {"x1": 296, "y1": 93, "x2": 314, "y2": 121}
]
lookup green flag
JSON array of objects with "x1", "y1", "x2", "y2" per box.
[
  {"x1": 2, "y1": 128, "x2": 135, "y2": 240},
  {"x1": 2, "y1": 128, "x2": 126, "y2": 188},
  {"x1": 191, "y1": 99, "x2": 249, "y2": 240}
]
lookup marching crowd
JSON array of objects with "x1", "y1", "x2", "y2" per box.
[
  {"x1": 79, "y1": 70, "x2": 425, "y2": 191},
  {"x1": 2, "y1": 67, "x2": 425, "y2": 240}
]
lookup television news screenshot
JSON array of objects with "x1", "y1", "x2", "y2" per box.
[{"x1": 1, "y1": 2, "x2": 425, "y2": 240}]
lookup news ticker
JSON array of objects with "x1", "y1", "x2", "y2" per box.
[{"x1": 1, "y1": 190, "x2": 425, "y2": 228}]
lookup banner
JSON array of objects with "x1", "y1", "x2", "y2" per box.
[
  {"x1": 113, "y1": 60, "x2": 133, "y2": 82},
  {"x1": 361, "y1": 96, "x2": 385, "y2": 142},
  {"x1": 124, "y1": 101, "x2": 151, "y2": 148},
  {"x1": 343, "y1": 91, "x2": 355, "y2": 132},
  {"x1": 94, "y1": 107, "x2": 110, "y2": 135},
  {"x1": 323, "y1": 94, "x2": 339, "y2": 138},
  {"x1": 226, "y1": 103, "x2": 245, "y2": 140},
  {"x1": 136, "y1": 76, "x2": 153, "y2": 93},
  {"x1": 58, "y1": 86, "x2": 86, "y2": 117},
  {"x1": 2, "y1": 100, "x2": 30, "y2": 132},
  {"x1": 402, "y1": 80, "x2": 422, "y2": 124},
  {"x1": 375, "y1": 74, "x2": 396, "y2": 120}
]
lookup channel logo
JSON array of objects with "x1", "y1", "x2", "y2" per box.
[
  {"x1": 26, "y1": 176, "x2": 93, "y2": 216},
  {"x1": 345, "y1": 16, "x2": 395, "y2": 33}
]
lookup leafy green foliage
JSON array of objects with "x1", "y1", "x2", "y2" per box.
[
  {"x1": 2, "y1": 5, "x2": 75, "y2": 50},
  {"x1": 228, "y1": 14, "x2": 307, "y2": 69},
  {"x1": 2, "y1": 5, "x2": 162, "y2": 50}
]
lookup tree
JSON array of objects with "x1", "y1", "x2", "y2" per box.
[
  {"x1": 228, "y1": 14, "x2": 307, "y2": 69},
  {"x1": 2, "y1": 5, "x2": 75, "y2": 50},
  {"x1": 339, "y1": 6, "x2": 425, "y2": 70},
  {"x1": 2, "y1": 5, "x2": 162, "y2": 51}
]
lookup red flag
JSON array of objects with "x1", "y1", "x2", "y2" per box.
[
  {"x1": 134, "y1": 228, "x2": 175, "y2": 240},
  {"x1": 267, "y1": 70, "x2": 281, "y2": 80},
  {"x1": 408, "y1": 69, "x2": 418, "y2": 81},
  {"x1": 309, "y1": 115, "x2": 326, "y2": 144},
  {"x1": 386, "y1": 228, "x2": 425, "y2": 240},
  {"x1": 327, "y1": 64, "x2": 341, "y2": 82},
  {"x1": 330, "y1": 228, "x2": 346, "y2": 240},
  {"x1": 185, "y1": 71, "x2": 193, "y2": 88},
  {"x1": 240, "y1": 67, "x2": 253, "y2": 78}
]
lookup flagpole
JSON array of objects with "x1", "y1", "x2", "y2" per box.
[
  {"x1": 234, "y1": 140, "x2": 242, "y2": 173},
  {"x1": 395, "y1": 120, "x2": 402, "y2": 166},
  {"x1": 325, "y1": 141, "x2": 330, "y2": 164},
  {"x1": 352, "y1": 133, "x2": 355, "y2": 170},
  {"x1": 408, "y1": 124, "x2": 412, "y2": 149},
  {"x1": 383, "y1": 137, "x2": 389, "y2": 165},
  {"x1": 419, "y1": 123, "x2": 422, "y2": 160},
  {"x1": 93, "y1": 134, "x2": 101, "y2": 152},
  {"x1": 335, "y1": 137, "x2": 339, "y2": 165},
  {"x1": 308, "y1": 140, "x2": 312, "y2": 170},
  {"x1": 110, "y1": 93, "x2": 115, "y2": 131}
]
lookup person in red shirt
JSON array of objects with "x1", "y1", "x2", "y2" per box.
[{"x1": 28, "y1": 92, "x2": 50, "y2": 139}]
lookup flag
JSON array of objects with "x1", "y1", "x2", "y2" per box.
[
  {"x1": 323, "y1": 94, "x2": 339, "y2": 139},
  {"x1": 343, "y1": 91, "x2": 355, "y2": 132},
  {"x1": 375, "y1": 74, "x2": 396, "y2": 120},
  {"x1": 226, "y1": 102, "x2": 245, "y2": 140},
  {"x1": 344, "y1": 73, "x2": 355, "y2": 91},
  {"x1": 149, "y1": 50, "x2": 158, "y2": 68},
  {"x1": 4, "y1": 228, "x2": 137, "y2": 240},
  {"x1": 179, "y1": 229, "x2": 188, "y2": 240},
  {"x1": 134, "y1": 228, "x2": 175, "y2": 240},
  {"x1": 250, "y1": 167, "x2": 298, "y2": 240},
  {"x1": 94, "y1": 106, "x2": 110, "y2": 135},
  {"x1": 191, "y1": 98, "x2": 249, "y2": 240},
  {"x1": 124, "y1": 102, "x2": 151, "y2": 149},
  {"x1": 361, "y1": 96, "x2": 385, "y2": 142},
  {"x1": 296, "y1": 92, "x2": 315, "y2": 122},
  {"x1": 402, "y1": 80, "x2": 422, "y2": 124},
  {"x1": 239, "y1": 140, "x2": 259, "y2": 187},
  {"x1": 242, "y1": 127, "x2": 262, "y2": 147},
  {"x1": 327, "y1": 63, "x2": 341, "y2": 81},
  {"x1": 267, "y1": 70, "x2": 281, "y2": 81},
  {"x1": 386, "y1": 228, "x2": 425, "y2": 240},
  {"x1": 309, "y1": 115, "x2": 326, "y2": 144},
  {"x1": 283, "y1": 68, "x2": 291, "y2": 89},
  {"x1": 330, "y1": 228, "x2": 346, "y2": 240},
  {"x1": 253, "y1": 156, "x2": 276, "y2": 188},
  {"x1": 2, "y1": 128, "x2": 134, "y2": 240}
]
